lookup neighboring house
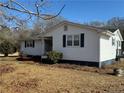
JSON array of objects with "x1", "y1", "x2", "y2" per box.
[{"x1": 20, "y1": 21, "x2": 123, "y2": 68}]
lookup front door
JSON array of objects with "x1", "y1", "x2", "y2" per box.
[{"x1": 44, "y1": 37, "x2": 52, "y2": 54}]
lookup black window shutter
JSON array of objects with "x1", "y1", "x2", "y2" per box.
[
  {"x1": 25, "y1": 41, "x2": 26, "y2": 48},
  {"x1": 33, "y1": 40, "x2": 35, "y2": 48},
  {"x1": 63, "y1": 35, "x2": 66, "y2": 47},
  {"x1": 80, "y1": 33, "x2": 84, "y2": 47}
]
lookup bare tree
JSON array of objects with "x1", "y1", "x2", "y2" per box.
[
  {"x1": 0, "y1": 0, "x2": 66, "y2": 54},
  {"x1": 88, "y1": 21, "x2": 105, "y2": 27},
  {"x1": 106, "y1": 17, "x2": 124, "y2": 30},
  {"x1": 31, "y1": 16, "x2": 64, "y2": 38},
  {"x1": 0, "y1": 0, "x2": 65, "y2": 21}
]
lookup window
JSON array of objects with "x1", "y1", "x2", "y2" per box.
[
  {"x1": 25, "y1": 40, "x2": 35, "y2": 48},
  {"x1": 112, "y1": 37, "x2": 115, "y2": 46},
  {"x1": 67, "y1": 35, "x2": 72, "y2": 46},
  {"x1": 118, "y1": 41, "x2": 121, "y2": 47},
  {"x1": 64, "y1": 25, "x2": 68, "y2": 31},
  {"x1": 74, "y1": 35, "x2": 79, "y2": 46},
  {"x1": 66, "y1": 34, "x2": 80, "y2": 47}
]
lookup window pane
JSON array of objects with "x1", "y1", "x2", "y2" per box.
[
  {"x1": 67, "y1": 41, "x2": 72, "y2": 46},
  {"x1": 112, "y1": 37, "x2": 115, "y2": 46},
  {"x1": 74, "y1": 41, "x2": 79, "y2": 46},
  {"x1": 67, "y1": 35, "x2": 72, "y2": 46},
  {"x1": 74, "y1": 35, "x2": 79, "y2": 46},
  {"x1": 26, "y1": 41, "x2": 34, "y2": 47},
  {"x1": 27, "y1": 42, "x2": 30, "y2": 47},
  {"x1": 27, "y1": 41, "x2": 30, "y2": 47},
  {"x1": 30, "y1": 41, "x2": 33, "y2": 47},
  {"x1": 118, "y1": 41, "x2": 121, "y2": 47},
  {"x1": 74, "y1": 35, "x2": 79, "y2": 40},
  {"x1": 67, "y1": 35, "x2": 72, "y2": 40}
]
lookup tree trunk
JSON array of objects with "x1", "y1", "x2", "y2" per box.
[{"x1": 4, "y1": 53, "x2": 8, "y2": 57}]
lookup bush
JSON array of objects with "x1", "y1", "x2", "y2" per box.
[
  {"x1": 0, "y1": 40, "x2": 16, "y2": 56},
  {"x1": 47, "y1": 51, "x2": 63, "y2": 64}
]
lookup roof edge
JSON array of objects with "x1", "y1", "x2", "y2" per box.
[
  {"x1": 46, "y1": 20, "x2": 113, "y2": 35},
  {"x1": 114, "y1": 29, "x2": 123, "y2": 41}
]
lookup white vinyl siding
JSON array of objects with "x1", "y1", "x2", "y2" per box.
[
  {"x1": 21, "y1": 40, "x2": 43, "y2": 56},
  {"x1": 64, "y1": 25, "x2": 68, "y2": 31}
]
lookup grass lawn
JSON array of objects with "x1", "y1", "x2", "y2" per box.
[{"x1": 0, "y1": 57, "x2": 124, "y2": 93}]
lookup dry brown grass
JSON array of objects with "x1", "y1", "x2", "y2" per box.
[
  {"x1": 0, "y1": 58, "x2": 124, "y2": 93},
  {"x1": 105, "y1": 60, "x2": 124, "y2": 69},
  {"x1": 0, "y1": 64, "x2": 15, "y2": 75}
]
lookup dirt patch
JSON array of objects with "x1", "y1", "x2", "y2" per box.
[
  {"x1": 19, "y1": 61, "x2": 119, "y2": 75},
  {"x1": 0, "y1": 64, "x2": 15, "y2": 75},
  {"x1": 16, "y1": 72, "x2": 28, "y2": 76},
  {"x1": 0, "y1": 80, "x2": 4, "y2": 85},
  {"x1": 20, "y1": 62, "x2": 114, "y2": 75},
  {"x1": 10, "y1": 78, "x2": 39, "y2": 93}
]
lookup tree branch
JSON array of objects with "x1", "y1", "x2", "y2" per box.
[
  {"x1": 0, "y1": 1, "x2": 65, "y2": 20},
  {"x1": 41, "y1": 5, "x2": 65, "y2": 20}
]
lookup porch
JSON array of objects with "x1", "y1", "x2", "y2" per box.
[{"x1": 116, "y1": 49, "x2": 124, "y2": 61}]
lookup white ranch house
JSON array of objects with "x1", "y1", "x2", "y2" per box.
[{"x1": 20, "y1": 21, "x2": 123, "y2": 68}]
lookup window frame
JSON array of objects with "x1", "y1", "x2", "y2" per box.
[
  {"x1": 112, "y1": 37, "x2": 115, "y2": 46},
  {"x1": 25, "y1": 40, "x2": 34, "y2": 48},
  {"x1": 118, "y1": 41, "x2": 121, "y2": 47},
  {"x1": 67, "y1": 35, "x2": 73, "y2": 46},
  {"x1": 74, "y1": 34, "x2": 80, "y2": 46},
  {"x1": 66, "y1": 34, "x2": 80, "y2": 47}
]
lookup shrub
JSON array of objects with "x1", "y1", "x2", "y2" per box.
[
  {"x1": 47, "y1": 51, "x2": 63, "y2": 64},
  {"x1": 0, "y1": 40, "x2": 16, "y2": 56}
]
